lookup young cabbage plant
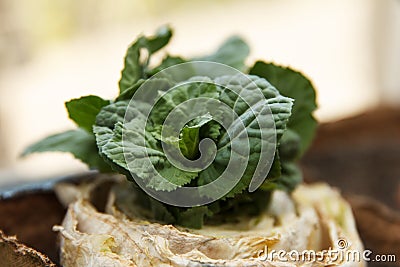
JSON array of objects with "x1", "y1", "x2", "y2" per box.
[{"x1": 23, "y1": 26, "x2": 317, "y2": 229}]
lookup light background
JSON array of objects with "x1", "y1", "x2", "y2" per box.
[{"x1": 0, "y1": 0, "x2": 399, "y2": 185}]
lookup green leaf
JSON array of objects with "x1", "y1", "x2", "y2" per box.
[
  {"x1": 99, "y1": 74, "x2": 293, "y2": 198},
  {"x1": 21, "y1": 26, "x2": 319, "y2": 230},
  {"x1": 197, "y1": 163, "x2": 226, "y2": 197},
  {"x1": 94, "y1": 79, "x2": 224, "y2": 193},
  {"x1": 147, "y1": 36, "x2": 250, "y2": 77},
  {"x1": 260, "y1": 155, "x2": 302, "y2": 192},
  {"x1": 65, "y1": 95, "x2": 110, "y2": 133},
  {"x1": 156, "y1": 162, "x2": 198, "y2": 189},
  {"x1": 175, "y1": 206, "x2": 211, "y2": 229},
  {"x1": 119, "y1": 26, "x2": 173, "y2": 93},
  {"x1": 148, "y1": 78, "x2": 220, "y2": 126},
  {"x1": 149, "y1": 198, "x2": 176, "y2": 224},
  {"x1": 22, "y1": 129, "x2": 112, "y2": 172},
  {"x1": 278, "y1": 129, "x2": 301, "y2": 162},
  {"x1": 249, "y1": 61, "x2": 317, "y2": 155},
  {"x1": 275, "y1": 162, "x2": 302, "y2": 192},
  {"x1": 116, "y1": 77, "x2": 173, "y2": 104},
  {"x1": 259, "y1": 152, "x2": 282, "y2": 191},
  {"x1": 115, "y1": 79, "x2": 145, "y2": 101},
  {"x1": 266, "y1": 153, "x2": 282, "y2": 180},
  {"x1": 195, "y1": 36, "x2": 250, "y2": 71},
  {"x1": 94, "y1": 109, "x2": 198, "y2": 191},
  {"x1": 179, "y1": 114, "x2": 213, "y2": 160},
  {"x1": 95, "y1": 100, "x2": 132, "y2": 128},
  {"x1": 146, "y1": 55, "x2": 186, "y2": 76},
  {"x1": 199, "y1": 120, "x2": 221, "y2": 141},
  {"x1": 261, "y1": 162, "x2": 303, "y2": 192},
  {"x1": 203, "y1": 74, "x2": 293, "y2": 198},
  {"x1": 145, "y1": 26, "x2": 173, "y2": 53}
]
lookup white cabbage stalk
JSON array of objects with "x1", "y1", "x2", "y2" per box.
[{"x1": 54, "y1": 182, "x2": 365, "y2": 267}]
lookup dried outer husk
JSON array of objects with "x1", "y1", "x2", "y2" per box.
[
  {"x1": 0, "y1": 230, "x2": 56, "y2": 267},
  {"x1": 54, "y1": 182, "x2": 366, "y2": 267}
]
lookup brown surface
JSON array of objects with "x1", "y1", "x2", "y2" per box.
[
  {"x1": 0, "y1": 230, "x2": 56, "y2": 267},
  {"x1": 302, "y1": 107, "x2": 400, "y2": 211},
  {"x1": 0, "y1": 193, "x2": 64, "y2": 264},
  {"x1": 302, "y1": 107, "x2": 400, "y2": 266},
  {"x1": 347, "y1": 195, "x2": 400, "y2": 264}
]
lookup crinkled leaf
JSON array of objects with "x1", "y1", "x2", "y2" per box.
[
  {"x1": 156, "y1": 163, "x2": 198, "y2": 189},
  {"x1": 266, "y1": 154, "x2": 282, "y2": 180},
  {"x1": 65, "y1": 95, "x2": 110, "y2": 133},
  {"x1": 199, "y1": 74, "x2": 293, "y2": 198},
  {"x1": 149, "y1": 78, "x2": 219, "y2": 126},
  {"x1": 95, "y1": 100, "x2": 135, "y2": 128},
  {"x1": 198, "y1": 163, "x2": 226, "y2": 197},
  {"x1": 249, "y1": 61, "x2": 317, "y2": 155},
  {"x1": 199, "y1": 120, "x2": 221, "y2": 141},
  {"x1": 94, "y1": 103, "x2": 198, "y2": 191},
  {"x1": 94, "y1": 80, "x2": 226, "y2": 193},
  {"x1": 22, "y1": 129, "x2": 112, "y2": 172},
  {"x1": 121, "y1": 74, "x2": 293, "y2": 199}
]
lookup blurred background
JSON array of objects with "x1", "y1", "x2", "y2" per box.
[{"x1": 0, "y1": 0, "x2": 399, "y2": 185}]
